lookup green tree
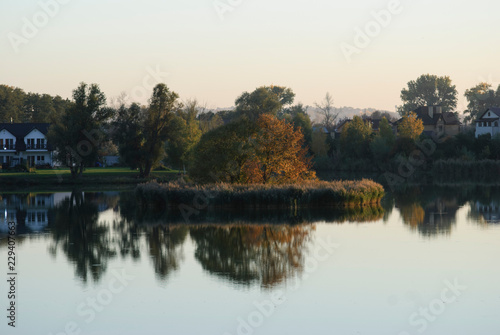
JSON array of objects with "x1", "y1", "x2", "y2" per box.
[
  {"x1": 113, "y1": 103, "x2": 145, "y2": 170},
  {"x1": 311, "y1": 130, "x2": 329, "y2": 158},
  {"x1": 463, "y1": 82, "x2": 500, "y2": 123},
  {"x1": 140, "y1": 84, "x2": 182, "y2": 177},
  {"x1": 379, "y1": 117, "x2": 395, "y2": 144},
  {"x1": 235, "y1": 86, "x2": 294, "y2": 121},
  {"x1": 0, "y1": 85, "x2": 25, "y2": 123},
  {"x1": 199, "y1": 111, "x2": 224, "y2": 133},
  {"x1": 370, "y1": 117, "x2": 395, "y2": 164},
  {"x1": 190, "y1": 119, "x2": 255, "y2": 183},
  {"x1": 48, "y1": 83, "x2": 113, "y2": 178},
  {"x1": 166, "y1": 99, "x2": 202, "y2": 172},
  {"x1": 398, "y1": 74, "x2": 458, "y2": 116},
  {"x1": 23, "y1": 93, "x2": 56, "y2": 122},
  {"x1": 340, "y1": 116, "x2": 373, "y2": 158},
  {"x1": 289, "y1": 105, "x2": 312, "y2": 148},
  {"x1": 398, "y1": 112, "x2": 424, "y2": 140}
]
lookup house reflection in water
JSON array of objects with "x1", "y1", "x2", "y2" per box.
[
  {"x1": 0, "y1": 193, "x2": 72, "y2": 234},
  {"x1": 398, "y1": 197, "x2": 459, "y2": 237},
  {"x1": 474, "y1": 201, "x2": 500, "y2": 224}
]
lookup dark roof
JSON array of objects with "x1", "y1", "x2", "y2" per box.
[
  {"x1": 0, "y1": 123, "x2": 50, "y2": 137},
  {"x1": 477, "y1": 108, "x2": 500, "y2": 121},
  {"x1": 411, "y1": 107, "x2": 461, "y2": 126},
  {"x1": 0, "y1": 123, "x2": 51, "y2": 151}
]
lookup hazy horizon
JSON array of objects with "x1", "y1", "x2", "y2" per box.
[{"x1": 2, "y1": 0, "x2": 500, "y2": 114}]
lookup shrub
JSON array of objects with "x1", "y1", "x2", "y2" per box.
[{"x1": 136, "y1": 179, "x2": 385, "y2": 209}]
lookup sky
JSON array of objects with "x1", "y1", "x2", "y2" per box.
[{"x1": 1, "y1": 0, "x2": 500, "y2": 113}]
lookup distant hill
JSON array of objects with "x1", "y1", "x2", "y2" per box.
[{"x1": 306, "y1": 106, "x2": 399, "y2": 123}]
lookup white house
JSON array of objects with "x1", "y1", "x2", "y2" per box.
[
  {"x1": 475, "y1": 108, "x2": 500, "y2": 138},
  {"x1": 0, "y1": 123, "x2": 53, "y2": 168}
]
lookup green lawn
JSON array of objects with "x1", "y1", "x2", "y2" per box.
[{"x1": 0, "y1": 167, "x2": 180, "y2": 188}]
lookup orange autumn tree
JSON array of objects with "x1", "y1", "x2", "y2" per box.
[{"x1": 242, "y1": 114, "x2": 316, "y2": 184}]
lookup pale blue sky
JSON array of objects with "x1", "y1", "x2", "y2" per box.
[{"x1": 1, "y1": 0, "x2": 499, "y2": 113}]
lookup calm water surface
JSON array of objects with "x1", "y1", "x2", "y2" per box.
[{"x1": 1, "y1": 186, "x2": 499, "y2": 335}]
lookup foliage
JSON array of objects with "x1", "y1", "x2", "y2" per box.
[
  {"x1": 0, "y1": 84, "x2": 70, "y2": 123},
  {"x1": 398, "y1": 74, "x2": 458, "y2": 116},
  {"x1": 398, "y1": 112, "x2": 424, "y2": 140},
  {"x1": 379, "y1": 117, "x2": 395, "y2": 144},
  {"x1": 48, "y1": 82, "x2": 113, "y2": 178},
  {"x1": 235, "y1": 85, "x2": 294, "y2": 121},
  {"x1": 189, "y1": 119, "x2": 255, "y2": 184},
  {"x1": 136, "y1": 179, "x2": 385, "y2": 208},
  {"x1": 140, "y1": 84, "x2": 181, "y2": 177},
  {"x1": 311, "y1": 129, "x2": 329, "y2": 158},
  {"x1": 463, "y1": 82, "x2": 500, "y2": 123},
  {"x1": 198, "y1": 111, "x2": 224, "y2": 133},
  {"x1": 340, "y1": 115, "x2": 373, "y2": 158},
  {"x1": 241, "y1": 114, "x2": 316, "y2": 184},
  {"x1": 166, "y1": 99, "x2": 202, "y2": 171},
  {"x1": 113, "y1": 84, "x2": 182, "y2": 177},
  {"x1": 291, "y1": 110, "x2": 313, "y2": 148},
  {"x1": 113, "y1": 103, "x2": 145, "y2": 170}
]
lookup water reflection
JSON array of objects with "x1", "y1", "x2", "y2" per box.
[
  {"x1": 395, "y1": 188, "x2": 461, "y2": 236},
  {"x1": 393, "y1": 186, "x2": 500, "y2": 236},
  {"x1": 190, "y1": 225, "x2": 314, "y2": 288},
  {"x1": 1, "y1": 186, "x2": 498, "y2": 287},
  {"x1": 49, "y1": 191, "x2": 117, "y2": 283}
]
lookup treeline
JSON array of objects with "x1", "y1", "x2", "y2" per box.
[
  {"x1": 38, "y1": 82, "x2": 321, "y2": 182},
  {"x1": 317, "y1": 114, "x2": 500, "y2": 183},
  {"x1": 0, "y1": 84, "x2": 70, "y2": 123}
]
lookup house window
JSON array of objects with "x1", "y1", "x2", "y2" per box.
[
  {"x1": 488, "y1": 122, "x2": 492, "y2": 127},
  {"x1": 37, "y1": 156, "x2": 45, "y2": 161},
  {"x1": 5, "y1": 139, "x2": 14, "y2": 149},
  {"x1": 36, "y1": 138, "x2": 45, "y2": 149},
  {"x1": 27, "y1": 212, "x2": 35, "y2": 223},
  {"x1": 0, "y1": 139, "x2": 3, "y2": 148},
  {"x1": 479, "y1": 122, "x2": 482, "y2": 127},
  {"x1": 27, "y1": 138, "x2": 35, "y2": 149},
  {"x1": 495, "y1": 122, "x2": 498, "y2": 127}
]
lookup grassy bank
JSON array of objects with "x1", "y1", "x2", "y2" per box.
[
  {"x1": 136, "y1": 179, "x2": 385, "y2": 209},
  {"x1": 0, "y1": 167, "x2": 179, "y2": 188}
]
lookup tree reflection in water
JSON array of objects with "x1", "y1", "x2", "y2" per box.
[
  {"x1": 49, "y1": 190, "x2": 117, "y2": 283},
  {"x1": 190, "y1": 225, "x2": 315, "y2": 289}
]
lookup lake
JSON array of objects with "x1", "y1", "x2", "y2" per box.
[{"x1": 1, "y1": 186, "x2": 499, "y2": 335}]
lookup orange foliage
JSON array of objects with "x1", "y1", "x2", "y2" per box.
[{"x1": 241, "y1": 114, "x2": 316, "y2": 184}]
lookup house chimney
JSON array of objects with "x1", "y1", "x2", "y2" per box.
[
  {"x1": 428, "y1": 106, "x2": 434, "y2": 118},
  {"x1": 436, "y1": 106, "x2": 442, "y2": 114}
]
